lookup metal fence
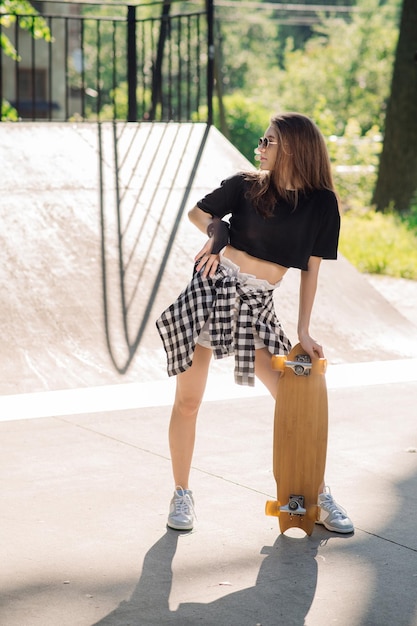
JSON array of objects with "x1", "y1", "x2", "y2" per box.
[{"x1": 0, "y1": 0, "x2": 214, "y2": 123}]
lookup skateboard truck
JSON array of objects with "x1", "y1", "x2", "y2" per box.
[
  {"x1": 286, "y1": 355, "x2": 312, "y2": 377},
  {"x1": 280, "y1": 495, "x2": 306, "y2": 516},
  {"x1": 266, "y1": 494, "x2": 315, "y2": 521}
]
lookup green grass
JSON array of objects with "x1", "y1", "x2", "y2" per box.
[{"x1": 339, "y1": 208, "x2": 417, "y2": 280}]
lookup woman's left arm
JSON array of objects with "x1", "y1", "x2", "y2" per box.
[
  {"x1": 188, "y1": 205, "x2": 224, "y2": 277},
  {"x1": 297, "y1": 256, "x2": 324, "y2": 359}
]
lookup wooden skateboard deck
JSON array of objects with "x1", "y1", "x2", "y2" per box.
[{"x1": 265, "y1": 343, "x2": 328, "y2": 535}]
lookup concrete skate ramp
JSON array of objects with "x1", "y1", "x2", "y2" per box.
[{"x1": 1, "y1": 122, "x2": 416, "y2": 395}]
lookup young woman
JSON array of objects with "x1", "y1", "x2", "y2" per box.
[{"x1": 157, "y1": 112, "x2": 353, "y2": 534}]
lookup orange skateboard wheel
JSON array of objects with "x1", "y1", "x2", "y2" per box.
[
  {"x1": 265, "y1": 500, "x2": 281, "y2": 517},
  {"x1": 271, "y1": 355, "x2": 287, "y2": 372},
  {"x1": 316, "y1": 358, "x2": 327, "y2": 374}
]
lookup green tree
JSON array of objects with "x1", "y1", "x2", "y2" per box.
[
  {"x1": 211, "y1": 0, "x2": 400, "y2": 209},
  {"x1": 373, "y1": 0, "x2": 417, "y2": 213},
  {"x1": 75, "y1": 3, "x2": 127, "y2": 119},
  {"x1": 274, "y1": 0, "x2": 400, "y2": 136},
  {"x1": 149, "y1": 0, "x2": 172, "y2": 120},
  {"x1": 0, "y1": 0, "x2": 52, "y2": 119},
  {"x1": 198, "y1": 90, "x2": 271, "y2": 160},
  {"x1": 79, "y1": 2, "x2": 206, "y2": 121},
  {"x1": 263, "y1": 0, "x2": 357, "y2": 61},
  {"x1": 214, "y1": 3, "x2": 279, "y2": 95}
]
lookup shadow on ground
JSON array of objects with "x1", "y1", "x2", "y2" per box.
[{"x1": 92, "y1": 527, "x2": 345, "y2": 626}]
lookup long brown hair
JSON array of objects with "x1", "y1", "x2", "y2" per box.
[{"x1": 245, "y1": 112, "x2": 335, "y2": 216}]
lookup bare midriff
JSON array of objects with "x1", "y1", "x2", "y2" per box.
[{"x1": 223, "y1": 245, "x2": 288, "y2": 284}]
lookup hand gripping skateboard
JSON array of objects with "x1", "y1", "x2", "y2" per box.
[{"x1": 265, "y1": 343, "x2": 328, "y2": 536}]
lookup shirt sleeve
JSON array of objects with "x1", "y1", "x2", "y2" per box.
[
  {"x1": 196, "y1": 174, "x2": 244, "y2": 219},
  {"x1": 310, "y1": 191, "x2": 341, "y2": 260}
]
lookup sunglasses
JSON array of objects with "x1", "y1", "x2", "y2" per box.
[{"x1": 258, "y1": 137, "x2": 278, "y2": 149}]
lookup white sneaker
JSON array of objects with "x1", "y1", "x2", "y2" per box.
[
  {"x1": 317, "y1": 487, "x2": 354, "y2": 534},
  {"x1": 167, "y1": 487, "x2": 195, "y2": 530}
]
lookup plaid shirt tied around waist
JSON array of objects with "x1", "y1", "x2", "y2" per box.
[{"x1": 156, "y1": 263, "x2": 292, "y2": 386}]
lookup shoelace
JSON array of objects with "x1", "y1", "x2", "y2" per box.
[
  {"x1": 321, "y1": 495, "x2": 347, "y2": 519},
  {"x1": 174, "y1": 492, "x2": 196, "y2": 518}
]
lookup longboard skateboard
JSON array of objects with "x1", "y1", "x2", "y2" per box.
[{"x1": 265, "y1": 343, "x2": 328, "y2": 535}]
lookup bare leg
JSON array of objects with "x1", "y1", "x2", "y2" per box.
[
  {"x1": 169, "y1": 344, "x2": 212, "y2": 489},
  {"x1": 254, "y1": 346, "x2": 280, "y2": 400}
]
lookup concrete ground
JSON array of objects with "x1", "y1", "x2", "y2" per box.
[
  {"x1": 1, "y1": 364, "x2": 417, "y2": 626},
  {"x1": 1, "y1": 123, "x2": 417, "y2": 625}
]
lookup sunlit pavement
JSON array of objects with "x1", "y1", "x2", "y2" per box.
[
  {"x1": 1, "y1": 357, "x2": 417, "y2": 421},
  {"x1": 1, "y1": 360, "x2": 417, "y2": 625}
]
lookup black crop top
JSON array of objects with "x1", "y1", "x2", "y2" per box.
[{"x1": 197, "y1": 173, "x2": 340, "y2": 271}]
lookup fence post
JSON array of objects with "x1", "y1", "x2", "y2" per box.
[
  {"x1": 127, "y1": 5, "x2": 137, "y2": 122},
  {"x1": 0, "y1": 20, "x2": 3, "y2": 121},
  {"x1": 206, "y1": 0, "x2": 214, "y2": 126}
]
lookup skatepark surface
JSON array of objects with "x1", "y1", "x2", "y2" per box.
[{"x1": 1, "y1": 123, "x2": 417, "y2": 625}]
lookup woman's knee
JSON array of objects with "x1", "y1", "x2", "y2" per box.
[
  {"x1": 172, "y1": 346, "x2": 211, "y2": 418},
  {"x1": 173, "y1": 392, "x2": 202, "y2": 420}
]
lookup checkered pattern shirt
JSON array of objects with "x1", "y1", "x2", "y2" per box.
[{"x1": 156, "y1": 264, "x2": 291, "y2": 386}]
